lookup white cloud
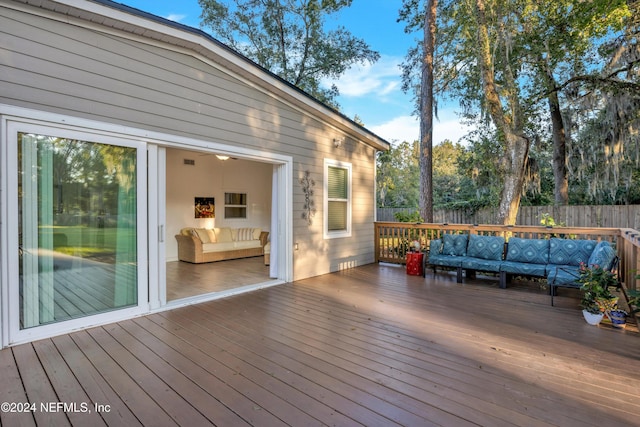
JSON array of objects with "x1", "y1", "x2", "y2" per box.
[
  {"x1": 433, "y1": 118, "x2": 474, "y2": 146},
  {"x1": 165, "y1": 14, "x2": 187, "y2": 22},
  {"x1": 368, "y1": 114, "x2": 474, "y2": 146},
  {"x1": 369, "y1": 116, "x2": 419, "y2": 144},
  {"x1": 324, "y1": 55, "x2": 404, "y2": 98}
]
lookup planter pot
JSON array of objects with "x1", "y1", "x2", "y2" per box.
[
  {"x1": 608, "y1": 310, "x2": 627, "y2": 329},
  {"x1": 582, "y1": 310, "x2": 604, "y2": 326}
]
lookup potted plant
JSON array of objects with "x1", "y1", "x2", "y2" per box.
[
  {"x1": 578, "y1": 263, "x2": 617, "y2": 325},
  {"x1": 580, "y1": 297, "x2": 604, "y2": 325},
  {"x1": 608, "y1": 308, "x2": 627, "y2": 329}
]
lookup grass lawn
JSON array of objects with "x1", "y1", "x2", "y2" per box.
[{"x1": 45, "y1": 225, "x2": 136, "y2": 259}]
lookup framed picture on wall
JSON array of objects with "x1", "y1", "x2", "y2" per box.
[{"x1": 195, "y1": 197, "x2": 215, "y2": 218}]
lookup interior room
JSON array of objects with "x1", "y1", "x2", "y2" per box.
[{"x1": 165, "y1": 147, "x2": 274, "y2": 301}]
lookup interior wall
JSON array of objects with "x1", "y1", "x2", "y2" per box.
[{"x1": 165, "y1": 148, "x2": 273, "y2": 261}]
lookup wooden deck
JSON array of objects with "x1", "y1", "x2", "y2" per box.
[{"x1": 2, "y1": 263, "x2": 640, "y2": 426}]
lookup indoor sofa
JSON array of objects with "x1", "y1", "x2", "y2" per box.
[{"x1": 175, "y1": 227, "x2": 269, "y2": 263}]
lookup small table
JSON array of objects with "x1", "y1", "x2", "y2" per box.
[{"x1": 406, "y1": 252, "x2": 424, "y2": 276}]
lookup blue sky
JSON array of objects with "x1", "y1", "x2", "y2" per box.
[{"x1": 118, "y1": 0, "x2": 470, "y2": 145}]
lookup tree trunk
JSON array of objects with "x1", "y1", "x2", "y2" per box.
[
  {"x1": 546, "y1": 77, "x2": 569, "y2": 205},
  {"x1": 419, "y1": 0, "x2": 437, "y2": 223},
  {"x1": 498, "y1": 133, "x2": 529, "y2": 225},
  {"x1": 475, "y1": 0, "x2": 529, "y2": 225}
]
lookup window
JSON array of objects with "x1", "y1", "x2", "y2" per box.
[
  {"x1": 224, "y1": 192, "x2": 247, "y2": 219},
  {"x1": 324, "y1": 159, "x2": 352, "y2": 238}
]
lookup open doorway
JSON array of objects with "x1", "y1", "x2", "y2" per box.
[{"x1": 163, "y1": 147, "x2": 277, "y2": 301}]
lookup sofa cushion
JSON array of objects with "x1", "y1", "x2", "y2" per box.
[
  {"x1": 442, "y1": 234, "x2": 468, "y2": 256},
  {"x1": 214, "y1": 227, "x2": 233, "y2": 243},
  {"x1": 193, "y1": 228, "x2": 215, "y2": 243},
  {"x1": 505, "y1": 237, "x2": 549, "y2": 264},
  {"x1": 202, "y1": 241, "x2": 236, "y2": 253},
  {"x1": 549, "y1": 238, "x2": 597, "y2": 266},
  {"x1": 461, "y1": 257, "x2": 502, "y2": 272},
  {"x1": 428, "y1": 254, "x2": 463, "y2": 268},
  {"x1": 500, "y1": 260, "x2": 547, "y2": 277},
  {"x1": 546, "y1": 265, "x2": 581, "y2": 286},
  {"x1": 429, "y1": 239, "x2": 442, "y2": 255},
  {"x1": 237, "y1": 227, "x2": 260, "y2": 241},
  {"x1": 466, "y1": 234, "x2": 504, "y2": 261},
  {"x1": 587, "y1": 241, "x2": 616, "y2": 270},
  {"x1": 234, "y1": 240, "x2": 262, "y2": 250}
]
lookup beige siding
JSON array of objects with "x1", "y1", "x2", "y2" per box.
[{"x1": 0, "y1": 3, "x2": 379, "y2": 281}]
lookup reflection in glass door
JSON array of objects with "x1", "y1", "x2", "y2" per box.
[{"x1": 18, "y1": 132, "x2": 138, "y2": 328}]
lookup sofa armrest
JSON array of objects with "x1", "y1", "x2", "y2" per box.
[
  {"x1": 259, "y1": 231, "x2": 269, "y2": 248},
  {"x1": 175, "y1": 234, "x2": 203, "y2": 263}
]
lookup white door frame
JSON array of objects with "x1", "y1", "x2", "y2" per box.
[
  {"x1": 148, "y1": 145, "x2": 166, "y2": 310},
  {"x1": 1, "y1": 113, "x2": 149, "y2": 347},
  {"x1": 149, "y1": 145, "x2": 293, "y2": 310}
]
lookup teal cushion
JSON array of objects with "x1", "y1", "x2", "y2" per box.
[
  {"x1": 549, "y1": 238, "x2": 597, "y2": 266},
  {"x1": 442, "y1": 234, "x2": 468, "y2": 256},
  {"x1": 500, "y1": 260, "x2": 547, "y2": 277},
  {"x1": 429, "y1": 254, "x2": 463, "y2": 267},
  {"x1": 547, "y1": 265, "x2": 581, "y2": 286},
  {"x1": 466, "y1": 234, "x2": 505, "y2": 261},
  {"x1": 429, "y1": 239, "x2": 442, "y2": 255},
  {"x1": 461, "y1": 258, "x2": 502, "y2": 272},
  {"x1": 587, "y1": 241, "x2": 616, "y2": 270},
  {"x1": 505, "y1": 237, "x2": 550, "y2": 264}
]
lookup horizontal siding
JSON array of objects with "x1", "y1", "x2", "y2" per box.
[{"x1": 0, "y1": 3, "x2": 379, "y2": 281}]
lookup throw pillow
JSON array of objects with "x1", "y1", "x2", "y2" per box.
[
  {"x1": 442, "y1": 233, "x2": 468, "y2": 256},
  {"x1": 549, "y1": 238, "x2": 597, "y2": 266},
  {"x1": 237, "y1": 228, "x2": 255, "y2": 241},
  {"x1": 253, "y1": 228, "x2": 262, "y2": 240},
  {"x1": 429, "y1": 239, "x2": 442, "y2": 254},
  {"x1": 505, "y1": 237, "x2": 550, "y2": 264},
  {"x1": 194, "y1": 228, "x2": 211, "y2": 243},
  {"x1": 215, "y1": 227, "x2": 233, "y2": 243},
  {"x1": 467, "y1": 234, "x2": 505, "y2": 260},
  {"x1": 587, "y1": 241, "x2": 616, "y2": 270}
]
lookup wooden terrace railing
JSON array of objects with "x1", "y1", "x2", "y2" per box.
[{"x1": 374, "y1": 222, "x2": 640, "y2": 293}]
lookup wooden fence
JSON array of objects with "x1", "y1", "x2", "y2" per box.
[
  {"x1": 377, "y1": 205, "x2": 640, "y2": 229},
  {"x1": 374, "y1": 222, "x2": 640, "y2": 295}
]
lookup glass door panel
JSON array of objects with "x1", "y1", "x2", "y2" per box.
[{"x1": 18, "y1": 132, "x2": 138, "y2": 328}]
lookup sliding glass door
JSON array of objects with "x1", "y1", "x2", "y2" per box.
[{"x1": 5, "y1": 122, "x2": 147, "y2": 344}]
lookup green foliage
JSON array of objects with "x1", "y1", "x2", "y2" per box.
[
  {"x1": 198, "y1": 0, "x2": 379, "y2": 106},
  {"x1": 394, "y1": 210, "x2": 423, "y2": 223},
  {"x1": 578, "y1": 264, "x2": 617, "y2": 313},
  {"x1": 628, "y1": 288, "x2": 640, "y2": 315},
  {"x1": 539, "y1": 213, "x2": 564, "y2": 227},
  {"x1": 377, "y1": 138, "x2": 498, "y2": 214},
  {"x1": 376, "y1": 141, "x2": 420, "y2": 207}
]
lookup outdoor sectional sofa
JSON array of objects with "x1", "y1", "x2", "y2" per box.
[
  {"x1": 428, "y1": 234, "x2": 617, "y2": 304},
  {"x1": 175, "y1": 227, "x2": 269, "y2": 263}
]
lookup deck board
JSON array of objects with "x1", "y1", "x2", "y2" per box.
[
  {"x1": 2, "y1": 263, "x2": 640, "y2": 426},
  {"x1": 50, "y1": 334, "x2": 143, "y2": 427},
  {"x1": 12, "y1": 344, "x2": 71, "y2": 426}
]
